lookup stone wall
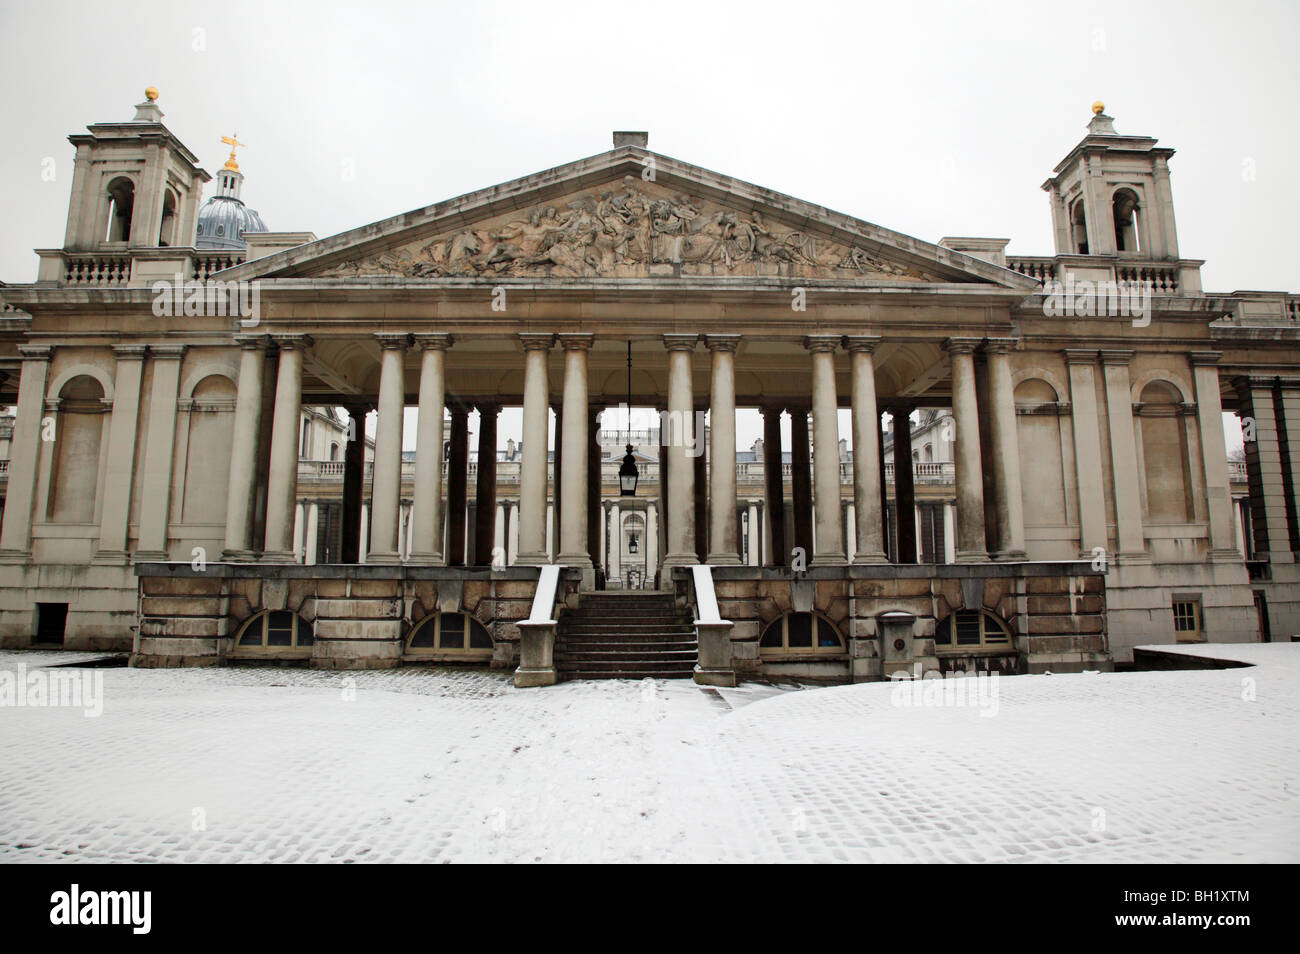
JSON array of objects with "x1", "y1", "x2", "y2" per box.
[
  {"x1": 702, "y1": 563, "x2": 1110, "y2": 683},
  {"x1": 132, "y1": 564, "x2": 541, "y2": 669}
]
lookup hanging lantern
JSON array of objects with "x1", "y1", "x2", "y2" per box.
[
  {"x1": 619, "y1": 444, "x2": 639, "y2": 496},
  {"x1": 628, "y1": 532, "x2": 639, "y2": 554}
]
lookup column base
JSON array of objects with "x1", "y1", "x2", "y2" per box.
[
  {"x1": 366, "y1": 552, "x2": 402, "y2": 565},
  {"x1": 259, "y1": 550, "x2": 297, "y2": 563},
  {"x1": 0, "y1": 549, "x2": 32, "y2": 565},
  {"x1": 132, "y1": 550, "x2": 170, "y2": 563},
  {"x1": 221, "y1": 548, "x2": 259, "y2": 562},
  {"x1": 955, "y1": 549, "x2": 988, "y2": 564},
  {"x1": 1208, "y1": 548, "x2": 1246, "y2": 563},
  {"x1": 704, "y1": 551, "x2": 742, "y2": 565},
  {"x1": 992, "y1": 548, "x2": 1028, "y2": 562},
  {"x1": 93, "y1": 549, "x2": 130, "y2": 565},
  {"x1": 515, "y1": 551, "x2": 551, "y2": 565},
  {"x1": 852, "y1": 551, "x2": 889, "y2": 565},
  {"x1": 813, "y1": 551, "x2": 848, "y2": 567},
  {"x1": 407, "y1": 550, "x2": 445, "y2": 565}
]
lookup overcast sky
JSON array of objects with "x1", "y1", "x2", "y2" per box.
[{"x1": 1, "y1": 0, "x2": 1291, "y2": 450}]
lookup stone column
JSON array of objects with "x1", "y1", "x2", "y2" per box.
[
  {"x1": 292, "y1": 501, "x2": 305, "y2": 562},
  {"x1": 1099, "y1": 350, "x2": 1146, "y2": 558},
  {"x1": 305, "y1": 501, "x2": 319, "y2": 565},
  {"x1": 222, "y1": 337, "x2": 267, "y2": 559},
  {"x1": 645, "y1": 500, "x2": 659, "y2": 580},
  {"x1": 95, "y1": 344, "x2": 146, "y2": 561},
  {"x1": 748, "y1": 501, "x2": 761, "y2": 566},
  {"x1": 263, "y1": 335, "x2": 309, "y2": 560},
  {"x1": 944, "y1": 501, "x2": 957, "y2": 563},
  {"x1": 411, "y1": 334, "x2": 451, "y2": 563},
  {"x1": 789, "y1": 406, "x2": 814, "y2": 561},
  {"x1": 494, "y1": 502, "x2": 506, "y2": 567},
  {"x1": 517, "y1": 334, "x2": 553, "y2": 562},
  {"x1": 551, "y1": 402, "x2": 562, "y2": 556},
  {"x1": 340, "y1": 403, "x2": 368, "y2": 564},
  {"x1": 845, "y1": 336, "x2": 886, "y2": 563},
  {"x1": 892, "y1": 408, "x2": 917, "y2": 564},
  {"x1": 0, "y1": 345, "x2": 51, "y2": 557},
  {"x1": 804, "y1": 335, "x2": 846, "y2": 564},
  {"x1": 608, "y1": 501, "x2": 622, "y2": 581},
  {"x1": 507, "y1": 501, "x2": 519, "y2": 564},
  {"x1": 845, "y1": 501, "x2": 857, "y2": 563},
  {"x1": 588, "y1": 404, "x2": 603, "y2": 574},
  {"x1": 1188, "y1": 352, "x2": 1238, "y2": 557},
  {"x1": 473, "y1": 402, "x2": 500, "y2": 566},
  {"x1": 557, "y1": 334, "x2": 594, "y2": 581},
  {"x1": 359, "y1": 504, "x2": 369, "y2": 563},
  {"x1": 446, "y1": 405, "x2": 469, "y2": 566},
  {"x1": 945, "y1": 338, "x2": 987, "y2": 562},
  {"x1": 761, "y1": 405, "x2": 786, "y2": 565},
  {"x1": 984, "y1": 338, "x2": 1027, "y2": 560},
  {"x1": 1278, "y1": 380, "x2": 1300, "y2": 558},
  {"x1": 661, "y1": 334, "x2": 699, "y2": 572},
  {"x1": 705, "y1": 336, "x2": 741, "y2": 564},
  {"x1": 136, "y1": 345, "x2": 185, "y2": 558},
  {"x1": 694, "y1": 429, "x2": 708, "y2": 562},
  {"x1": 1234, "y1": 376, "x2": 1294, "y2": 563},
  {"x1": 368, "y1": 333, "x2": 407, "y2": 563},
  {"x1": 1065, "y1": 350, "x2": 1109, "y2": 557}
]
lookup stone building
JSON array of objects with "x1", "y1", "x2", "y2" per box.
[{"x1": 0, "y1": 91, "x2": 1295, "y2": 684}]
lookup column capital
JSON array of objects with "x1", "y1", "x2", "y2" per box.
[
  {"x1": 981, "y1": 337, "x2": 1017, "y2": 355},
  {"x1": 373, "y1": 333, "x2": 409, "y2": 351},
  {"x1": 1099, "y1": 349, "x2": 1135, "y2": 367},
  {"x1": 413, "y1": 333, "x2": 454, "y2": 350},
  {"x1": 519, "y1": 332, "x2": 554, "y2": 352},
  {"x1": 1188, "y1": 350, "x2": 1223, "y2": 367},
  {"x1": 273, "y1": 333, "x2": 313, "y2": 351},
  {"x1": 662, "y1": 333, "x2": 700, "y2": 352},
  {"x1": 1062, "y1": 348, "x2": 1099, "y2": 366},
  {"x1": 842, "y1": 335, "x2": 882, "y2": 354},
  {"x1": 475, "y1": 401, "x2": 502, "y2": 416},
  {"x1": 16, "y1": 344, "x2": 52, "y2": 362},
  {"x1": 557, "y1": 332, "x2": 594, "y2": 351},
  {"x1": 234, "y1": 333, "x2": 270, "y2": 351},
  {"x1": 150, "y1": 345, "x2": 187, "y2": 360},
  {"x1": 943, "y1": 337, "x2": 982, "y2": 356},
  {"x1": 704, "y1": 334, "x2": 741, "y2": 353},
  {"x1": 111, "y1": 344, "x2": 148, "y2": 359},
  {"x1": 803, "y1": 334, "x2": 840, "y2": 354}
]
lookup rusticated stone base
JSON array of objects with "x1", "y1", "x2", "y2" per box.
[{"x1": 131, "y1": 562, "x2": 545, "y2": 669}]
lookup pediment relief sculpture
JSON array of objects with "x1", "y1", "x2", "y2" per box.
[{"x1": 317, "y1": 177, "x2": 931, "y2": 281}]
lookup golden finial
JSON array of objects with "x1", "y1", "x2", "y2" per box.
[
  {"x1": 1092, "y1": 100, "x2": 1106, "y2": 115},
  {"x1": 220, "y1": 133, "x2": 245, "y2": 172},
  {"x1": 145, "y1": 86, "x2": 159, "y2": 102}
]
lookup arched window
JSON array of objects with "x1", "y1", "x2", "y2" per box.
[
  {"x1": 182, "y1": 375, "x2": 236, "y2": 523},
  {"x1": 329, "y1": 442, "x2": 340, "y2": 461},
  {"x1": 760, "y1": 612, "x2": 844, "y2": 655},
  {"x1": 300, "y1": 417, "x2": 312, "y2": 458},
  {"x1": 235, "y1": 611, "x2": 314, "y2": 651},
  {"x1": 158, "y1": 187, "x2": 178, "y2": 247},
  {"x1": 934, "y1": 609, "x2": 1012, "y2": 651},
  {"x1": 49, "y1": 375, "x2": 106, "y2": 523},
  {"x1": 105, "y1": 177, "x2": 135, "y2": 243},
  {"x1": 1014, "y1": 378, "x2": 1070, "y2": 527},
  {"x1": 1069, "y1": 196, "x2": 1088, "y2": 255},
  {"x1": 1112, "y1": 188, "x2": 1141, "y2": 253},
  {"x1": 406, "y1": 612, "x2": 493, "y2": 656}
]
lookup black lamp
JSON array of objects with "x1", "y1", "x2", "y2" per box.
[
  {"x1": 619, "y1": 445, "x2": 639, "y2": 496},
  {"x1": 619, "y1": 341, "x2": 639, "y2": 496},
  {"x1": 628, "y1": 532, "x2": 639, "y2": 554}
]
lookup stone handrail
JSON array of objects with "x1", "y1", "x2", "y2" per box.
[
  {"x1": 515, "y1": 564, "x2": 563, "y2": 687},
  {"x1": 690, "y1": 564, "x2": 735, "y2": 687}
]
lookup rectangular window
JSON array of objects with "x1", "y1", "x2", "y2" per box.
[{"x1": 1172, "y1": 598, "x2": 1202, "y2": 642}]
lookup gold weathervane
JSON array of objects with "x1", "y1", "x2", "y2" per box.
[{"x1": 221, "y1": 134, "x2": 245, "y2": 172}]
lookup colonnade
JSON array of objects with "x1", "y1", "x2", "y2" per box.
[{"x1": 219, "y1": 332, "x2": 1029, "y2": 576}]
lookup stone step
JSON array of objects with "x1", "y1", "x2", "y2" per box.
[
  {"x1": 555, "y1": 649, "x2": 699, "y2": 661},
  {"x1": 556, "y1": 658, "x2": 697, "y2": 673},
  {"x1": 557, "y1": 640, "x2": 698, "y2": 653},
  {"x1": 560, "y1": 622, "x2": 695, "y2": 635},
  {"x1": 559, "y1": 669, "x2": 695, "y2": 680}
]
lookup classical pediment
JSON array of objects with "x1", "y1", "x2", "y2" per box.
[
  {"x1": 313, "y1": 178, "x2": 932, "y2": 282},
  {"x1": 228, "y1": 146, "x2": 1035, "y2": 290}
]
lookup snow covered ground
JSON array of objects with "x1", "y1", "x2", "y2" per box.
[{"x1": 1, "y1": 644, "x2": 1297, "y2": 863}]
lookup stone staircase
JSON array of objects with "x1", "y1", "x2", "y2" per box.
[{"x1": 554, "y1": 591, "x2": 698, "y2": 680}]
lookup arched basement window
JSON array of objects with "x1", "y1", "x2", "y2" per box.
[
  {"x1": 105, "y1": 177, "x2": 135, "y2": 243},
  {"x1": 1069, "y1": 196, "x2": 1088, "y2": 255},
  {"x1": 934, "y1": 609, "x2": 1012, "y2": 651},
  {"x1": 406, "y1": 612, "x2": 493, "y2": 655},
  {"x1": 759, "y1": 612, "x2": 844, "y2": 655},
  {"x1": 236, "y1": 610, "x2": 315, "y2": 650},
  {"x1": 1112, "y1": 188, "x2": 1141, "y2": 253}
]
